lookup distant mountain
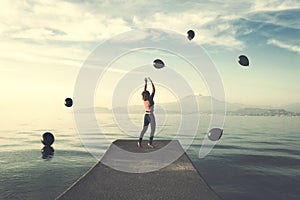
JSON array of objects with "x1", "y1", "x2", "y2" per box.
[
  {"x1": 174, "y1": 94, "x2": 273, "y2": 112},
  {"x1": 160, "y1": 95, "x2": 300, "y2": 116},
  {"x1": 76, "y1": 95, "x2": 300, "y2": 116},
  {"x1": 282, "y1": 103, "x2": 300, "y2": 113}
]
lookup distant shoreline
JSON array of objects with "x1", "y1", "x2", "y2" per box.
[
  {"x1": 76, "y1": 107, "x2": 300, "y2": 117},
  {"x1": 226, "y1": 108, "x2": 300, "y2": 117}
]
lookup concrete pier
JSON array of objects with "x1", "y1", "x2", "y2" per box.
[{"x1": 56, "y1": 140, "x2": 221, "y2": 200}]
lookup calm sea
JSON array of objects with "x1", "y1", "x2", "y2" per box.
[{"x1": 0, "y1": 114, "x2": 299, "y2": 200}]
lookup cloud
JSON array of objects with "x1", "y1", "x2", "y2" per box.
[
  {"x1": 0, "y1": 0, "x2": 132, "y2": 42},
  {"x1": 0, "y1": 0, "x2": 299, "y2": 52},
  {"x1": 132, "y1": 12, "x2": 244, "y2": 50},
  {"x1": 267, "y1": 39, "x2": 300, "y2": 53},
  {"x1": 0, "y1": 0, "x2": 134, "y2": 71},
  {"x1": 246, "y1": 9, "x2": 300, "y2": 31},
  {"x1": 0, "y1": 0, "x2": 248, "y2": 50},
  {"x1": 250, "y1": 0, "x2": 300, "y2": 12}
]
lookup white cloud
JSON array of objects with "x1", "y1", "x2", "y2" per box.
[
  {"x1": 246, "y1": 2, "x2": 300, "y2": 30},
  {"x1": 0, "y1": 0, "x2": 132, "y2": 42},
  {"x1": 132, "y1": 12, "x2": 244, "y2": 50},
  {"x1": 250, "y1": 0, "x2": 300, "y2": 12},
  {"x1": 3, "y1": 0, "x2": 299, "y2": 52},
  {"x1": 0, "y1": 0, "x2": 248, "y2": 49},
  {"x1": 1, "y1": 0, "x2": 299, "y2": 55},
  {"x1": 267, "y1": 39, "x2": 300, "y2": 53},
  {"x1": 0, "y1": 0, "x2": 133, "y2": 75}
]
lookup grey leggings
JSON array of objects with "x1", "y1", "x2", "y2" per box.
[{"x1": 139, "y1": 113, "x2": 156, "y2": 138}]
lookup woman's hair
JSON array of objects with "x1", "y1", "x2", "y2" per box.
[{"x1": 142, "y1": 91, "x2": 150, "y2": 101}]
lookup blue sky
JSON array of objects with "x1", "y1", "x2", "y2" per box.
[{"x1": 0, "y1": 0, "x2": 299, "y2": 114}]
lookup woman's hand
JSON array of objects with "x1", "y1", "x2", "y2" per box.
[
  {"x1": 148, "y1": 77, "x2": 152, "y2": 83},
  {"x1": 144, "y1": 77, "x2": 148, "y2": 83}
]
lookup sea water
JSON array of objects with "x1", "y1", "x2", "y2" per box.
[{"x1": 0, "y1": 113, "x2": 299, "y2": 200}]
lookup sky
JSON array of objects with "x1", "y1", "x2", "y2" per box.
[{"x1": 0, "y1": 0, "x2": 300, "y2": 117}]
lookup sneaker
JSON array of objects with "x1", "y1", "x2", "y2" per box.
[
  {"x1": 147, "y1": 143, "x2": 154, "y2": 149},
  {"x1": 137, "y1": 141, "x2": 141, "y2": 148}
]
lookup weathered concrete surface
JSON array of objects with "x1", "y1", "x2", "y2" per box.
[{"x1": 56, "y1": 140, "x2": 222, "y2": 200}]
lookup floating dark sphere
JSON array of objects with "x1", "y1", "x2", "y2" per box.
[
  {"x1": 207, "y1": 128, "x2": 223, "y2": 141},
  {"x1": 153, "y1": 59, "x2": 165, "y2": 69},
  {"x1": 187, "y1": 30, "x2": 195, "y2": 40},
  {"x1": 65, "y1": 97, "x2": 73, "y2": 107},
  {"x1": 238, "y1": 55, "x2": 249, "y2": 66},
  {"x1": 41, "y1": 132, "x2": 55, "y2": 146}
]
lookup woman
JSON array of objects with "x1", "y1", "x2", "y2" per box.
[{"x1": 137, "y1": 77, "x2": 156, "y2": 148}]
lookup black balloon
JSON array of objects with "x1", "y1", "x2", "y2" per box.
[
  {"x1": 153, "y1": 59, "x2": 165, "y2": 69},
  {"x1": 65, "y1": 97, "x2": 73, "y2": 107},
  {"x1": 238, "y1": 55, "x2": 249, "y2": 66},
  {"x1": 41, "y1": 132, "x2": 55, "y2": 146},
  {"x1": 187, "y1": 30, "x2": 195, "y2": 40},
  {"x1": 207, "y1": 128, "x2": 223, "y2": 141}
]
